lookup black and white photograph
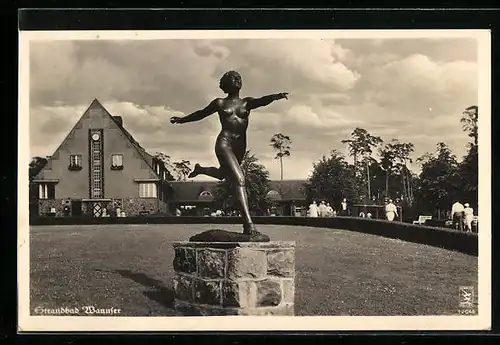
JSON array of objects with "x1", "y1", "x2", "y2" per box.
[{"x1": 18, "y1": 29, "x2": 491, "y2": 332}]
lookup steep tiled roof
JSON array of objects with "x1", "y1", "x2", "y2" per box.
[
  {"x1": 95, "y1": 99, "x2": 156, "y2": 170},
  {"x1": 169, "y1": 181, "x2": 220, "y2": 202},
  {"x1": 268, "y1": 179, "x2": 307, "y2": 201},
  {"x1": 35, "y1": 99, "x2": 161, "y2": 182}
]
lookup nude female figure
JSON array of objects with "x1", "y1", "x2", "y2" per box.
[{"x1": 170, "y1": 71, "x2": 288, "y2": 237}]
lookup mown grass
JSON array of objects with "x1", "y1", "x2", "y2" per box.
[{"x1": 29, "y1": 224, "x2": 478, "y2": 316}]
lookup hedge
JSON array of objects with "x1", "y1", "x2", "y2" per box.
[{"x1": 30, "y1": 216, "x2": 478, "y2": 256}]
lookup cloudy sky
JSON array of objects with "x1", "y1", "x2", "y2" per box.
[{"x1": 29, "y1": 37, "x2": 478, "y2": 180}]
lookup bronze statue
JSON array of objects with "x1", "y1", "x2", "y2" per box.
[{"x1": 170, "y1": 71, "x2": 288, "y2": 241}]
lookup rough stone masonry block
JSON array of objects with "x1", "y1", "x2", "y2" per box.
[
  {"x1": 222, "y1": 280, "x2": 256, "y2": 308},
  {"x1": 237, "y1": 304, "x2": 294, "y2": 316},
  {"x1": 174, "y1": 300, "x2": 239, "y2": 316},
  {"x1": 197, "y1": 249, "x2": 226, "y2": 279},
  {"x1": 267, "y1": 249, "x2": 295, "y2": 277},
  {"x1": 255, "y1": 279, "x2": 282, "y2": 307},
  {"x1": 194, "y1": 279, "x2": 222, "y2": 306},
  {"x1": 173, "y1": 247, "x2": 197, "y2": 275},
  {"x1": 173, "y1": 300, "x2": 202, "y2": 316},
  {"x1": 282, "y1": 278, "x2": 295, "y2": 304},
  {"x1": 173, "y1": 274, "x2": 194, "y2": 303},
  {"x1": 227, "y1": 248, "x2": 267, "y2": 279}
]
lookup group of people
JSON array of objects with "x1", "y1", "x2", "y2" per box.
[
  {"x1": 451, "y1": 200, "x2": 476, "y2": 232},
  {"x1": 306, "y1": 197, "x2": 401, "y2": 221},
  {"x1": 359, "y1": 199, "x2": 399, "y2": 221},
  {"x1": 307, "y1": 199, "x2": 350, "y2": 218}
]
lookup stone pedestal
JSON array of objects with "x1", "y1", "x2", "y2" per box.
[{"x1": 172, "y1": 241, "x2": 295, "y2": 316}]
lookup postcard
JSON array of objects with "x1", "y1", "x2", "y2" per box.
[{"x1": 18, "y1": 28, "x2": 491, "y2": 332}]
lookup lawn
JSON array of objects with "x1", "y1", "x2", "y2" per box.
[{"x1": 29, "y1": 224, "x2": 478, "y2": 316}]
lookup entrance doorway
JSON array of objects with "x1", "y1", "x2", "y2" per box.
[{"x1": 71, "y1": 200, "x2": 82, "y2": 216}]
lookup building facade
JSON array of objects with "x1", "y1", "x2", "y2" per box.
[{"x1": 31, "y1": 99, "x2": 172, "y2": 217}]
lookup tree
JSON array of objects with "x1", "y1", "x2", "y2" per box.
[
  {"x1": 29, "y1": 156, "x2": 48, "y2": 182},
  {"x1": 461, "y1": 105, "x2": 478, "y2": 147},
  {"x1": 365, "y1": 157, "x2": 386, "y2": 202},
  {"x1": 173, "y1": 160, "x2": 192, "y2": 181},
  {"x1": 305, "y1": 150, "x2": 357, "y2": 205},
  {"x1": 153, "y1": 152, "x2": 176, "y2": 181},
  {"x1": 342, "y1": 128, "x2": 383, "y2": 202},
  {"x1": 214, "y1": 150, "x2": 271, "y2": 214},
  {"x1": 378, "y1": 142, "x2": 397, "y2": 198},
  {"x1": 457, "y1": 143, "x2": 478, "y2": 209},
  {"x1": 270, "y1": 133, "x2": 291, "y2": 181},
  {"x1": 391, "y1": 141, "x2": 415, "y2": 204},
  {"x1": 413, "y1": 142, "x2": 459, "y2": 218}
]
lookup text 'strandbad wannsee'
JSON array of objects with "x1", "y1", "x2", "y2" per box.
[{"x1": 33, "y1": 306, "x2": 122, "y2": 316}]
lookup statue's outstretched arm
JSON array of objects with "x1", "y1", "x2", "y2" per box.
[
  {"x1": 245, "y1": 93, "x2": 289, "y2": 110},
  {"x1": 170, "y1": 99, "x2": 220, "y2": 124}
]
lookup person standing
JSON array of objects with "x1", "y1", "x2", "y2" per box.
[
  {"x1": 341, "y1": 198, "x2": 348, "y2": 216},
  {"x1": 318, "y1": 201, "x2": 327, "y2": 217},
  {"x1": 385, "y1": 199, "x2": 398, "y2": 221},
  {"x1": 464, "y1": 203, "x2": 474, "y2": 233},
  {"x1": 451, "y1": 200, "x2": 465, "y2": 231},
  {"x1": 326, "y1": 203, "x2": 334, "y2": 217},
  {"x1": 308, "y1": 201, "x2": 319, "y2": 218}
]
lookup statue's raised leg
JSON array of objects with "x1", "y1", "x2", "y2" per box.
[{"x1": 188, "y1": 163, "x2": 224, "y2": 180}]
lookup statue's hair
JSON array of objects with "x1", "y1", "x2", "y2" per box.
[{"x1": 219, "y1": 70, "x2": 242, "y2": 92}]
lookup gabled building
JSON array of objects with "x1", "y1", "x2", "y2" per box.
[{"x1": 31, "y1": 99, "x2": 172, "y2": 217}]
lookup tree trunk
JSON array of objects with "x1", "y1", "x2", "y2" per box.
[
  {"x1": 354, "y1": 154, "x2": 357, "y2": 176},
  {"x1": 385, "y1": 169, "x2": 389, "y2": 198},
  {"x1": 353, "y1": 153, "x2": 358, "y2": 199},
  {"x1": 406, "y1": 168, "x2": 412, "y2": 204},
  {"x1": 401, "y1": 171, "x2": 406, "y2": 200},
  {"x1": 280, "y1": 156, "x2": 283, "y2": 181},
  {"x1": 366, "y1": 160, "x2": 371, "y2": 201}
]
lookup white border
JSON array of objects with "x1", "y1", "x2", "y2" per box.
[{"x1": 18, "y1": 29, "x2": 492, "y2": 332}]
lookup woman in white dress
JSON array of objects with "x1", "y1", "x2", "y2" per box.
[
  {"x1": 308, "y1": 201, "x2": 319, "y2": 218},
  {"x1": 464, "y1": 203, "x2": 474, "y2": 232},
  {"x1": 385, "y1": 200, "x2": 398, "y2": 221}
]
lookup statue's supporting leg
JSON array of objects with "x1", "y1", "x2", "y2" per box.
[
  {"x1": 233, "y1": 181, "x2": 256, "y2": 235},
  {"x1": 216, "y1": 150, "x2": 257, "y2": 235}
]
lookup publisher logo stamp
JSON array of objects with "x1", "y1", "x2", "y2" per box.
[{"x1": 458, "y1": 286, "x2": 476, "y2": 314}]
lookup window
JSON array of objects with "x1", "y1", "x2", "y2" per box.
[
  {"x1": 111, "y1": 154, "x2": 124, "y2": 170},
  {"x1": 139, "y1": 183, "x2": 157, "y2": 198},
  {"x1": 38, "y1": 183, "x2": 55, "y2": 199},
  {"x1": 198, "y1": 190, "x2": 213, "y2": 201},
  {"x1": 68, "y1": 155, "x2": 82, "y2": 170}
]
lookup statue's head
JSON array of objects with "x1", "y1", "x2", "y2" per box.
[{"x1": 219, "y1": 70, "x2": 242, "y2": 94}]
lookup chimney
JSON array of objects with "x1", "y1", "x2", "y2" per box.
[{"x1": 113, "y1": 116, "x2": 123, "y2": 127}]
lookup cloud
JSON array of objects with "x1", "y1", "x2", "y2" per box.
[
  {"x1": 28, "y1": 37, "x2": 478, "y2": 179},
  {"x1": 362, "y1": 54, "x2": 477, "y2": 113}
]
